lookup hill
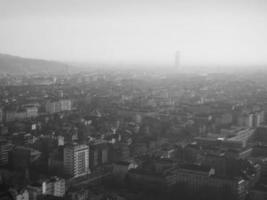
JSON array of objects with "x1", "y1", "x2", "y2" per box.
[{"x1": 0, "y1": 53, "x2": 70, "y2": 74}]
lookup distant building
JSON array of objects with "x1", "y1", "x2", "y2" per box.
[
  {"x1": 0, "y1": 140, "x2": 12, "y2": 166},
  {"x1": 196, "y1": 127, "x2": 254, "y2": 150},
  {"x1": 0, "y1": 125, "x2": 8, "y2": 135},
  {"x1": 42, "y1": 177, "x2": 65, "y2": 197},
  {"x1": 238, "y1": 111, "x2": 264, "y2": 128},
  {"x1": 202, "y1": 153, "x2": 227, "y2": 176},
  {"x1": 5, "y1": 110, "x2": 27, "y2": 122},
  {"x1": 60, "y1": 100, "x2": 72, "y2": 112},
  {"x1": 250, "y1": 156, "x2": 267, "y2": 184},
  {"x1": 225, "y1": 128, "x2": 254, "y2": 148},
  {"x1": 4, "y1": 106, "x2": 38, "y2": 122},
  {"x1": 111, "y1": 142, "x2": 130, "y2": 162},
  {"x1": 214, "y1": 112, "x2": 233, "y2": 127},
  {"x1": 127, "y1": 165, "x2": 177, "y2": 190},
  {"x1": 30, "y1": 77, "x2": 56, "y2": 85},
  {"x1": 48, "y1": 148, "x2": 64, "y2": 175},
  {"x1": 252, "y1": 144, "x2": 267, "y2": 157},
  {"x1": 238, "y1": 113, "x2": 253, "y2": 128},
  {"x1": 12, "y1": 188, "x2": 29, "y2": 200},
  {"x1": 27, "y1": 183, "x2": 42, "y2": 200},
  {"x1": 249, "y1": 184, "x2": 267, "y2": 200},
  {"x1": 66, "y1": 187, "x2": 88, "y2": 200},
  {"x1": 0, "y1": 189, "x2": 14, "y2": 200},
  {"x1": 225, "y1": 147, "x2": 252, "y2": 159},
  {"x1": 25, "y1": 106, "x2": 38, "y2": 118},
  {"x1": 113, "y1": 161, "x2": 138, "y2": 182},
  {"x1": 176, "y1": 164, "x2": 247, "y2": 200},
  {"x1": 57, "y1": 136, "x2": 64, "y2": 146},
  {"x1": 253, "y1": 111, "x2": 264, "y2": 127},
  {"x1": 89, "y1": 141, "x2": 110, "y2": 170},
  {"x1": 254, "y1": 127, "x2": 267, "y2": 144},
  {"x1": 45, "y1": 100, "x2": 72, "y2": 114},
  {"x1": 0, "y1": 107, "x2": 3, "y2": 122},
  {"x1": 63, "y1": 144, "x2": 90, "y2": 178},
  {"x1": 9, "y1": 146, "x2": 41, "y2": 169}
]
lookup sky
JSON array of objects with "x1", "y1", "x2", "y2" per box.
[{"x1": 0, "y1": 0, "x2": 267, "y2": 66}]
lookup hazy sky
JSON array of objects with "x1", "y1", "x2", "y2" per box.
[{"x1": 0, "y1": 0, "x2": 267, "y2": 66}]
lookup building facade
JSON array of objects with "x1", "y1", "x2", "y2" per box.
[
  {"x1": 42, "y1": 177, "x2": 65, "y2": 197},
  {"x1": 64, "y1": 144, "x2": 89, "y2": 178},
  {"x1": 45, "y1": 100, "x2": 72, "y2": 114}
]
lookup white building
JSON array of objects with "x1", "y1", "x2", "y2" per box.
[
  {"x1": 25, "y1": 107, "x2": 38, "y2": 118},
  {"x1": 64, "y1": 144, "x2": 90, "y2": 178},
  {"x1": 15, "y1": 189, "x2": 29, "y2": 200},
  {"x1": 45, "y1": 99, "x2": 72, "y2": 114},
  {"x1": 42, "y1": 176, "x2": 65, "y2": 197},
  {"x1": 60, "y1": 100, "x2": 72, "y2": 112}
]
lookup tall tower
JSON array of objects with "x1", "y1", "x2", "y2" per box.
[
  {"x1": 64, "y1": 144, "x2": 90, "y2": 177},
  {"x1": 175, "y1": 51, "x2": 180, "y2": 70}
]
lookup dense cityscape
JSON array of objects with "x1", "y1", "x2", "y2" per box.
[
  {"x1": 1, "y1": 0, "x2": 267, "y2": 199},
  {"x1": 0, "y1": 66, "x2": 267, "y2": 200}
]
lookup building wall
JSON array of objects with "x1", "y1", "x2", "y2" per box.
[
  {"x1": 175, "y1": 169, "x2": 247, "y2": 200},
  {"x1": 89, "y1": 143, "x2": 110, "y2": 170},
  {"x1": 64, "y1": 144, "x2": 89, "y2": 177},
  {"x1": 0, "y1": 108, "x2": 3, "y2": 122},
  {"x1": 0, "y1": 141, "x2": 12, "y2": 166},
  {"x1": 46, "y1": 100, "x2": 72, "y2": 114},
  {"x1": 5, "y1": 111, "x2": 27, "y2": 122},
  {"x1": 10, "y1": 148, "x2": 31, "y2": 169},
  {"x1": 42, "y1": 177, "x2": 65, "y2": 197},
  {"x1": 64, "y1": 147, "x2": 74, "y2": 176},
  {"x1": 249, "y1": 189, "x2": 267, "y2": 200},
  {"x1": 16, "y1": 189, "x2": 29, "y2": 200},
  {"x1": 27, "y1": 185, "x2": 42, "y2": 200},
  {"x1": 54, "y1": 179, "x2": 65, "y2": 197},
  {"x1": 26, "y1": 107, "x2": 38, "y2": 118}
]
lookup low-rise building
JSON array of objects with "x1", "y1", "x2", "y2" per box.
[
  {"x1": 176, "y1": 164, "x2": 247, "y2": 200},
  {"x1": 45, "y1": 100, "x2": 72, "y2": 114},
  {"x1": 42, "y1": 177, "x2": 65, "y2": 197}
]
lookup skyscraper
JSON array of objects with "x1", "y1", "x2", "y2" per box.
[
  {"x1": 63, "y1": 144, "x2": 90, "y2": 178},
  {"x1": 175, "y1": 51, "x2": 180, "y2": 69}
]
